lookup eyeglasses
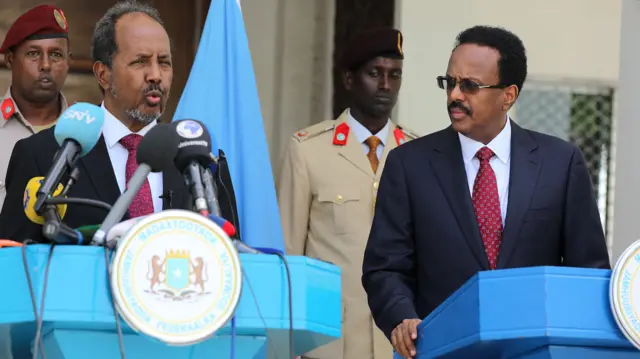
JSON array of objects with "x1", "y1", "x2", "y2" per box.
[{"x1": 436, "y1": 75, "x2": 507, "y2": 95}]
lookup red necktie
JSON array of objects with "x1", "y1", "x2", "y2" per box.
[
  {"x1": 471, "y1": 146, "x2": 503, "y2": 269},
  {"x1": 120, "y1": 134, "x2": 154, "y2": 218}
]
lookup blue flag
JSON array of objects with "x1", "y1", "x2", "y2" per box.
[{"x1": 173, "y1": 0, "x2": 285, "y2": 252}]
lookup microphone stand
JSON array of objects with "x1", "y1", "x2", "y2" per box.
[
  {"x1": 42, "y1": 205, "x2": 63, "y2": 241},
  {"x1": 39, "y1": 166, "x2": 112, "y2": 244}
]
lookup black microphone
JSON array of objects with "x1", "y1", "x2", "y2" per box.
[
  {"x1": 92, "y1": 124, "x2": 180, "y2": 245},
  {"x1": 170, "y1": 119, "x2": 214, "y2": 216}
]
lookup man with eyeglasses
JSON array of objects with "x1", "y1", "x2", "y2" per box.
[{"x1": 362, "y1": 25, "x2": 610, "y2": 359}]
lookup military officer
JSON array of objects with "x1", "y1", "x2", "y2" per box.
[
  {"x1": 0, "y1": 5, "x2": 71, "y2": 208},
  {"x1": 277, "y1": 28, "x2": 419, "y2": 359}
]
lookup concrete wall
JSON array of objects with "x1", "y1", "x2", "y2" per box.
[
  {"x1": 611, "y1": 0, "x2": 640, "y2": 262},
  {"x1": 242, "y1": 0, "x2": 334, "y2": 178}
]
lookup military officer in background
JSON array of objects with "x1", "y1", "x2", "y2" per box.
[
  {"x1": 0, "y1": 4, "x2": 71, "y2": 208},
  {"x1": 277, "y1": 28, "x2": 419, "y2": 359}
]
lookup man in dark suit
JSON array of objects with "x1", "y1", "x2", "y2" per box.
[
  {"x1": 0, "y1": 1, "x2": 239, "y2": 243},
  {"x1": 361, "y1": 25, "x2": 611, "y2": 358}
]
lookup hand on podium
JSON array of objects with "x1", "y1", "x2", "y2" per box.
[{"x1": 392, "y1": 318, "x2": 421, "y2": 358}]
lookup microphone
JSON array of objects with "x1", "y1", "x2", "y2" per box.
[
  {"x1": 206, "y1": 214, "x2": 262, "y2": 254},
  {"x1": 208, "y1": 214, "x2": 236, "y2": 237},
  {"x1": 34, "y1": 103, "x2": 105, "y2": 214},
  {"x1": 23, "y1": 177, "x2": 67, "y2": 225},
  {"x1": 204, "y1": 152, "x2": 222, "y2": 217},
  {"x1": 104, "y1": 214, "x2": 152, "y2": 248},
  {"x1": 92, "y1": 124, "x2": 180, "y2": 245},
  {"x1": 170, "y1": 119, "x2": 215, "y2": 216},
  {"x1": 75, "y1": 224, "x2": 100, "y2": 239},
  {"x1": 23, "y1": 177, "x2": 87, "y2": 245}
]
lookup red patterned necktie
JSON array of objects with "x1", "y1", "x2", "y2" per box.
[
  {"x1": 471, "y1": 146, "x2": 503, "y2": 269},
  {"x1": 120, "y1": 134, "x2": 154, "y2": 218}
]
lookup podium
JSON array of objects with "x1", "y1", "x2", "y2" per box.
[
  {"x1": 406, "y1": 266, "x2": 640, "y2": 359},
  {"x1": 0, "y1": 245, "x2": 341, "y2": 359}
]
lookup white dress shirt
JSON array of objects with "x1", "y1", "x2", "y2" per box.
[
  {"x1": 100, "y1": 103, "x2": 164, "y2": 213},
  {"x1": 458, "y1": 117, "x2": 511, "y2": 225},
  {"x1": 348, "y1": 109, "x2": 390, "y2": 160}
]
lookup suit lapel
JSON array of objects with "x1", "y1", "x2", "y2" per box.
[
  {"x1": 336, "y1": 111, "x2": 376, "y2": 179},
  {"x1": 79, "y1": 136, "x2": 120, "y2": 206},
  {"x1": 497, "y1": 122, "x2": 540, "y2": 268},
  {"x1": 431, "y1": 127, "x2": 488, "y2": 269}
]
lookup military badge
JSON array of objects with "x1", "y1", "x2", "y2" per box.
[{"x1": 54, "y1": 9, "x2": 67, "y2": 30}]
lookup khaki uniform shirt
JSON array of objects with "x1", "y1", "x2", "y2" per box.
[
  {"x1": 277, "y1": 109, "x2": 419, "y2": 359},
  {"x1": 0, "y1": 87, "x2": 68, "y2": 211}
]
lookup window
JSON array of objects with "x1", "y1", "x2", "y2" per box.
[{"x1": 513, "y1": 82, "x2": 614, "y2": 235}]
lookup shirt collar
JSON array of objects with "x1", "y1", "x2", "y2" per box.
[
  {"x1": 101, "y1": 102, "x2": 157, "y2": 149},
  {"x1": 347, "y1": 109, "x2": 390, "y2": 145},
  {"x1": 0, "y1": 87, "x2": 69, "y2": 127},
  {"x1": 458, "y1": 115, "x2": 512, "y2": 164}
]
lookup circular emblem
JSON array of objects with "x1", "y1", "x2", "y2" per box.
[
  {"x1": 53, "y1": 10, "x2": 67, "y2": 30},
  {"x1": 175, "y1": 120, "x2": 204, "y2": 139},
  {"x1": 610, "y1": 240, "x2": 640, "y2": 350},
  {"x1": 110, "y1": 210, "x2": 242, "y2": 345},
  {"x1": 336, "y1": 133, "x2": 346, "y2": 141},
  {"x1": 297, "y1": 130, "x2": 308, "y2": 137}
]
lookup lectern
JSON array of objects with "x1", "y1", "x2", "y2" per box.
[
  {"x1": 397, "y1": 267, "x2": 640, "y2": 359},
  {"x1": 0, "y1": 245, "x2": 341, "y2": 359}
]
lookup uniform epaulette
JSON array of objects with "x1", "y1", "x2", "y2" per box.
[
  {"x1": 292, "y1": 120, "x2": 335, "y2": 142},
  {"x1": 397, "y1": 125, "x2": 420, "y2": 140}
]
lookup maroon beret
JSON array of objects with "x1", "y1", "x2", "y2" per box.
[
  {"x1": 341, "y1": 28, "x2": 404, "y2": 71},
  {"x1": 0, "y1": 5, "x2": 69, "y2": 53}
]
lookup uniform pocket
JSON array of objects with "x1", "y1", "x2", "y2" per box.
[{"x1": 317, "y1": 186, "x2": 362, "y2": 234}]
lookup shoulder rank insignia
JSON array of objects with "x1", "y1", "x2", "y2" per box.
[
  {"x1": 1, "y1": 98, "x2": 15, "y2": 121},
  {"x1": 333, "y1": 122, "x2": 350, "y2": 146},
  {"x1": 396, "y1": 125, "x2": 419, "y2": 142},
  {"x1": 293, "y1": 122, "x2": 334, "y2": 142}
]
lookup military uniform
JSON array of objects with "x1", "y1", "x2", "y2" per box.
[
  {"x1": 278, "y1": 27, "x2": 413, "y2": 359},
  {"x1": 279, "y1": 27, "x2": 413, "y2": 359},
  {"x1": 0, "y1": 89, "x2": 68, "y2": 206},
  {"x1": 278, "y1": 108, "x2": 418, "y2": 359},
  {"x1": 0, "y1": 5, "x2": 70, "y2": 210}
]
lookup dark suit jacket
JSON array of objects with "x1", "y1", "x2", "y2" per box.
[
  {"x1": 361, "y1": 121, "x2": 611, "y2": 339},
  {"x1": 0, "y1": 126, "x2": 240, "y2": 243}
]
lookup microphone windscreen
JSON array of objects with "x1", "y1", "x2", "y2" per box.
[
  {"x1": 23, "y1": 177, "x2": 67, "y2": 225},
  {"x1": 137, "y1": 123, "x2": 180, "y2": 172},
  {"x1": 54, "y1": 102, "x2": 105, "y2": 156},
  {"x1": 208, "y1": 214, "x2": 236, "y2": 237},
  {"x1": 75, "y1": 224, "x2": 100, "y2": 238},
  {"x1": 171, "y1": 119, "x2": 213, "y2": 171}
]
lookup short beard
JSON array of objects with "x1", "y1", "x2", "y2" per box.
[
  {"x1": 125, "y1": 108, "x2": 161, "y2": 125},
  {"x1": 109, "y1": 83, "x2": 162, "y2": 126}
]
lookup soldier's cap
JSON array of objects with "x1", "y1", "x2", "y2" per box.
[
  {"x1": 341, "y1": 27, "x2": 404, "y2": 71},
  {"x1": 0, "y1": 5, "x2": 69, "y2": 54}
]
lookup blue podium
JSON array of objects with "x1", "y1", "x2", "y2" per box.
[
  {"x1": 0, "y1": 245, "x2": 341, "y2": 359},
  {"x1": 406, "y1": 267, "x2": 640, "y2": 359}
]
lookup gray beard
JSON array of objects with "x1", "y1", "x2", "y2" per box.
[{"x1": 109, "y1": 85, "x2": 162, "y2": 125}]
